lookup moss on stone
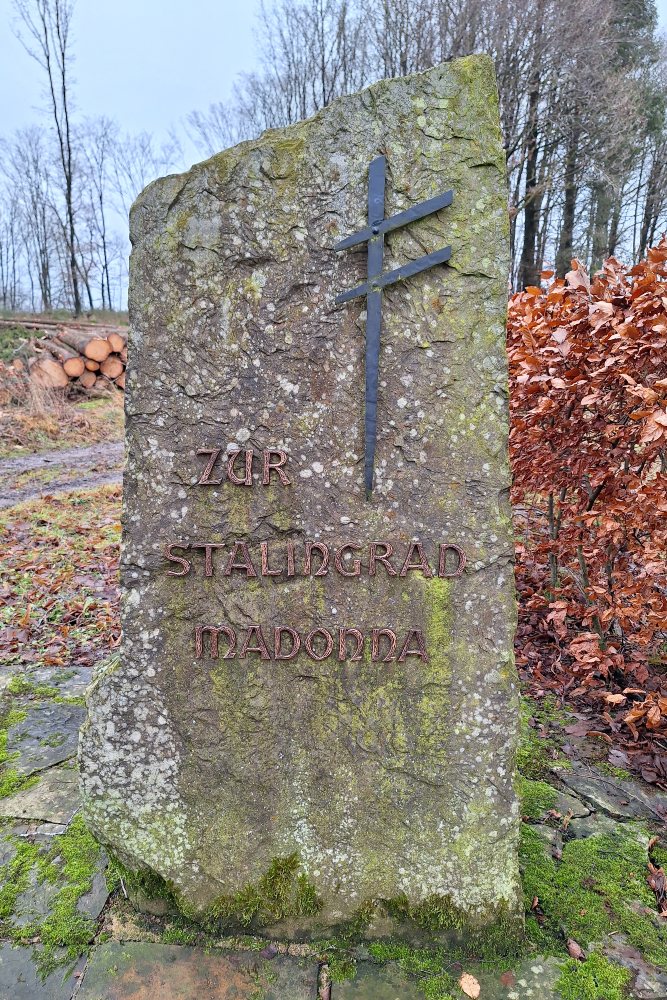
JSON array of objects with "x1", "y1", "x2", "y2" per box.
[
  {"x1": 0, "y1": 835, "x2": 41, "y2": 923},
  {"x1": 205, "y1": 853, "x2": 322, "y2": 930},
  {"x1": 518, "y1": 776, "x2": 557, "y2": 820},
  {"x1": 521, "y1": 822, "x2": 667, "y2": 969},
  {"x1": 6, "y1": 676, "x2": 59, "y2": 699},
  {"x1": 517, "y1": 696, "x2": 570, "y2": 780},
  {"x1": 0, "y1": 815, "x2": 104, "y2": 978},
  {"x1": 555, "y1": 951, "x2": 631, "y2": 1000},
  {"x1": 0, "y1": 705, "x2": 39, "y2": 799}
]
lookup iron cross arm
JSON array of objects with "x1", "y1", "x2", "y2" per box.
[
  {"x1": 335, "y1": 244, "x2": 452, "y2": 304},
  {"x1": 334, "y1": 155, "x2": 454, "y2": 498}
]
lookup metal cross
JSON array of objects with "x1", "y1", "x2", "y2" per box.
[{"x1": 335, "y1": 155, "x2": 453, "y2": 498}]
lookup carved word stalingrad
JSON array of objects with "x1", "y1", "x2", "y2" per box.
[{"x1": 166, "y1": 449, "x2": 466, "y2": 663}]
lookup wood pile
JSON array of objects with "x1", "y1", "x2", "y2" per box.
[{"x1": 0, "y1": 319, "x2": 128, "y2": 393}]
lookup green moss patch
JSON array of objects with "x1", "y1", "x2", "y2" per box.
[
  {"x1": 0, "y1": 815, "x2": 105, "y2": 977},
  {"x1": 0, "y1": 705, "x2": 39, "y2": 799},
  {"x1": 517, "y1": 697, "x2": 571, "y2": 780},
  {"x1": 556, "y1": 951, "x2": 632, "y2": 1000},
  {"x1": 206, "y1": 853, "x2": 322, "y2": 928},
  {"x1": 521, "y1": 823, "x2": 667, "y2": 969}
]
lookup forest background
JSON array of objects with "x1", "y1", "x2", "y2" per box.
[{"x1": 2, "y1": 0, "x2": 667, "y2": 312}]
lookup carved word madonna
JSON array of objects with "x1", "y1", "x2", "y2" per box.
[{"x1": 196, "y1": 624, "x2": 429, "y2": 663}]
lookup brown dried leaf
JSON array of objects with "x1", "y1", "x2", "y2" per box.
[
  {"x1": 567, "y1": 938, "x2": 586, "y2": 961},
  {"x1": 459, "y1": 973, "x2": 481, "y2": 998}
]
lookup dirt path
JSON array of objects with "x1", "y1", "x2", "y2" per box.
[{"x1": 0, "y1": 440, "x2": 123, "y2": 508}]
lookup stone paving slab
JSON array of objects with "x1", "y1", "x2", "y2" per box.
[
  {"x1": 0, "y1": 766, "x2": 80, "y2": 823},
  {"x1": 75, "y1": 942, "x2": 319, "y2": 999},
  {"x1": 7, "y1": 702, "x2": 86, "y2": 776},
  {"x1": 473, "y1": 957, "x2": 562, "y2": 999},
  {"x1": 31, "y1": 666, "x2": 93, "y2": 699},
  {"x1": 558, "y1": 763, "x2": 667, "y2": 822},
  {"x1": 604, "y1": 937, "x2": 667, "y2": 999},
  {"x1": 0, "y1": 942, "x2": 85, "y2": 1000},
  {"x1": 333, "y1": 962, "x2": 424, "y2": 999}
]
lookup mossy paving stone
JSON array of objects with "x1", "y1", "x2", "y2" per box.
[
  {"x1": 333, "y1": 962, "x2": 424, "y2": 999},
  {"x1": 75, "y1": 942, "x2": 319, "y2": 999},
  {"x1": 557, "y1": 764, "x2": 667, "y2": 822},
  {"x1": 0, "y1": 766, "x2": 80, "y2": 823},
  {"x1": 6, "y1": 702, "x2": 86, "y2": 776},
  {"x1": 30, "y1": 665, "x2": 93, "y2": 699},
  {"x1": 0, "y1": 941, "x2": 86, "y2": 999},
  {"x1": 473, "y1": 957, "x2": 561, "y2": 998},
  {"x1": 603, "y1": 937, "x2": 667, "y2": 999}
]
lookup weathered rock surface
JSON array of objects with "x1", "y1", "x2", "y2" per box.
[
  {"x1": 0, "y1": 942, "x2": 85, "y2": 1000},
  {"x1": 80, "y1": 56, "x2": 520, "y2": 934},
  {"x1": 558, "y1": 763, "x2": 667, "y2": 822}
]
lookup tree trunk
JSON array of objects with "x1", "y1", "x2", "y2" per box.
[
  {"x1": 556, "y1": 114, "x2": 580, "y2": 277},
  {"x1": 518, "y1": 71, "x2": 541, "y2": 290}
]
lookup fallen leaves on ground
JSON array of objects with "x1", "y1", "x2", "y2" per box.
[{"x1": 0, "y1": 485, "x2": 120, "y2": 670}]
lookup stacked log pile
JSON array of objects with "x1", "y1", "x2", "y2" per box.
[{"x1": 0, "y1": 319, "x2": 128, "y2": 392}]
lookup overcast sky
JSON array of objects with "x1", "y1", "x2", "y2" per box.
[
  {"x1": 1, "y1": 0, "x2": 667, "y2": 169},
  {"x1": 0, "y1": 0, "x2": 262, "y2": 166}
]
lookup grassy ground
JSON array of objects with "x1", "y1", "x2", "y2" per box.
[{"x1": 0, "y1": 393, "x2": 124, "y2": 457}]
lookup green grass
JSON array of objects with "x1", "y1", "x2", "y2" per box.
[{"x1": 0, "y1": 324, "x2": 31, "y2": 361}]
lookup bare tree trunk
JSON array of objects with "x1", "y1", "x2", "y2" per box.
[
  {"x1": 518, "y1": 69, "x2": 541, "y2": 289},
  {"x1": 556, "y1": 113, "x2": 580, "y2": 277},
  {"x1": 591, "y1": 181, "x2": 612, "y2": 271},
  {"x1": 14, "y1": 0, "x2": 81, "y2": 315}
]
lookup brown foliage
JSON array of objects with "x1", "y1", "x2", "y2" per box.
[{"x1": 509, "y1": 240, "x2": 667, "y2": 763}]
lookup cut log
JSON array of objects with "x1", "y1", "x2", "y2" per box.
[
  {"x1": 100, "y1": 356, "x2": 124, "y2": 379},
  {"x1": 85, "y1": 360, "x2": 100, "y2": 371},
  {"x1": 107, "y1": 332, "x2": 127, "y2": 352},
  {"x1": 30, "y1": 357, "x2": 69, "y2": 389},
  {"x1": 78, "y1": 370, "x2": 97, "y2": 389},
  {"x1": 42, "y1": 338, "x2": 80, "y2": 362},
  {"x1": 115, "y1": 371, "x2": 126, "y2": 389},
  {"x1": 120, "y1": 347, "x2": 128, "y2": 362},
  {"x1": 63, "y1": 356, "x2": 86, "y2": 377},
  {"x1": 57, "y1": 328, "x2": 112, "y2": 361}
]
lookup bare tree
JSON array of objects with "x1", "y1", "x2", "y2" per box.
[
  {"x1": 0, "y1": 190, "x2": 22, "y2": 311},
  {"x1": 185, "y1": 103, "x2": 239, "y2": 156},
  {"x1": 13, "y1": 0, "x2": 81, "y2": 313},
  {"x1": 80, "y1": 116, "x2": 117, "y2": 309},
  {"x1": 187, "y1": 0, "x2": 667, "y2": 287},
  {"x1": 110, "y1": 131, "x2": 182, "y2": 217}
]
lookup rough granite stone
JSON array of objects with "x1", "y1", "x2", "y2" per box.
[{"x1": 80, "y1": 56, "x2": 521, "y2": 934}]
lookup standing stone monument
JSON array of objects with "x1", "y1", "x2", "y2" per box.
[{"x1": 80, "y1": 54, "x2": 522, "y2": 939}]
